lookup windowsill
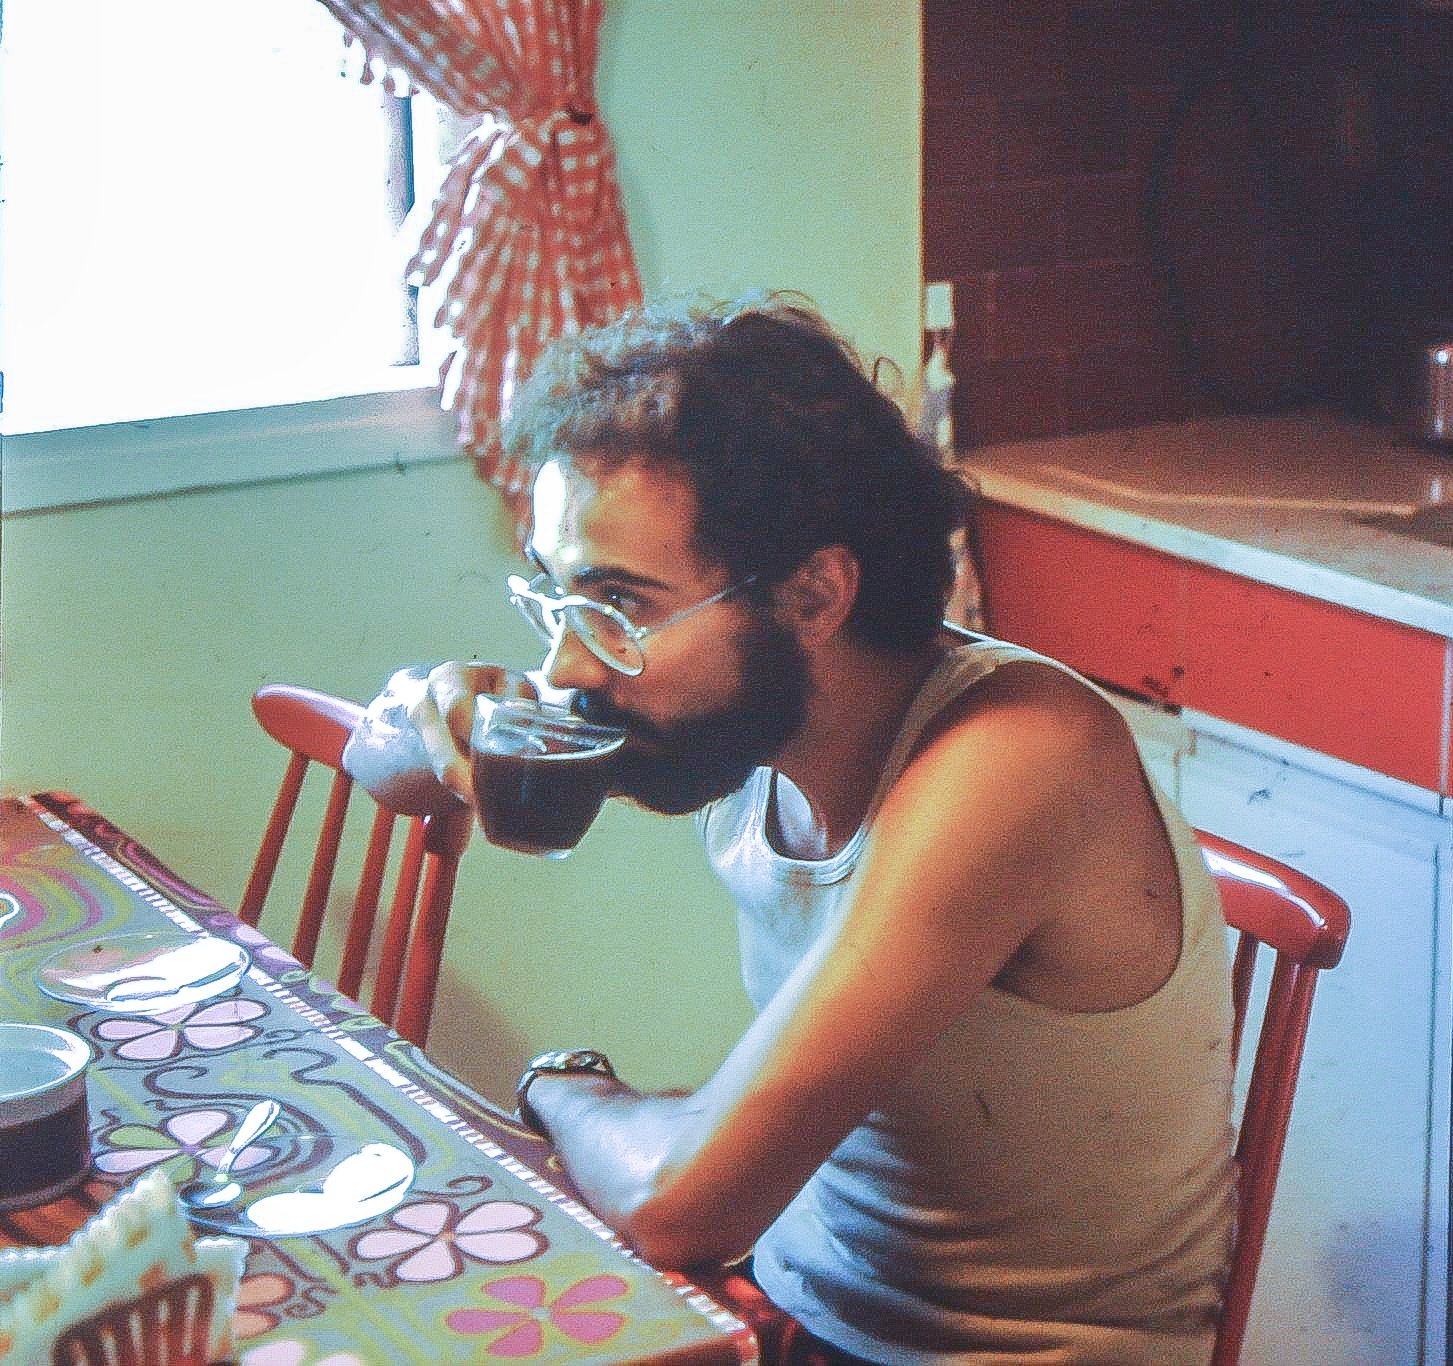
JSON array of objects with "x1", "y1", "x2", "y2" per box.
[
  {"x1": 0, "y1": 361, "x2": 447, "y2": 438},
  {"x1": 1, "y1": 384, "x2": 463, "y2": 516}
]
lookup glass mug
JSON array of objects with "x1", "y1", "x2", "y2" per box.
[
  {"x1": 469, "y1": 695, "x2": 626, "y2": 858},
  {"x1": 0, "y1": 1023, "x2": 93, "y2": 1210}
]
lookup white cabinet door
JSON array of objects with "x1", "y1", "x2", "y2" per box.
[{"x1": 1179, "y1": 722, "x2": 1450, "y2": 1366}]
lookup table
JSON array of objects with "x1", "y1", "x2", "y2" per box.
[{"x1": 0, "y1": 793, "x2": 756, "y2": 1365}]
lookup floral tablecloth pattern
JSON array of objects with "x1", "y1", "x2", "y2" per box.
[{"x1": 0, "y1": 794, "x2": 754, "y2": 1365}]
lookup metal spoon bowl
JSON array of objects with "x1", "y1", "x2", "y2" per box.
[{"x1": 178, "y1": 1099, "x2": 280, "y2": 1213}]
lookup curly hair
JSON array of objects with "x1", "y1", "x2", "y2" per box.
[{"x1": 500, "y1": 294, "x2": 972, "y2": 653}]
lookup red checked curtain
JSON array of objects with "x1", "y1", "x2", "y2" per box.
[{"x1": 316, "y1": 0, "x2": 641, "y2": 488}]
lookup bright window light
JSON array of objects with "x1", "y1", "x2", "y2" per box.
[{"x1": 0, "y1": 0, "x2": 451, "y2": 433}]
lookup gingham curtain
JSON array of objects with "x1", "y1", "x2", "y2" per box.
[{"x1": 317, "y1": 0, "x2": 641, "y2": 489}]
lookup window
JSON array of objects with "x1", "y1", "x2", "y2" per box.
[{"x1": 0, "y1": 0, "x2": 452, "y2": 435}]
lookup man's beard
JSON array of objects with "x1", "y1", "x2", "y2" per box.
[{"x1": 570, "y1": 615, "x2": 810, "y2": 814}]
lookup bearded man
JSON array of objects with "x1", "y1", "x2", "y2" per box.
[{"x1": 343, "y1": 297, "x2": 1236, "y2": 1365}]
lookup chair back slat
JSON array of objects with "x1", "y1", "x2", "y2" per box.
[
  {"x1": 242, "y1": 684, "x2": 471, "y2": 1046},
  {"x1": 294, "y1": 769, "x2": 353, "y2": 968},
  {"x1": 1231, "y1": 958, "x2": 1299, "y2": 1174},
  {"x1": 338, "y1": 806, "x2": 397, "y2": 998},
  {"x1": 238, "y1": 750, "x2": 309, "y2": 926},
  {"x1": 396, "y1": 805, "x2": 472, "y2": 1044},
  {"x1": 1197, "y1": 830, "x2": 1350, "y2": 1366},
  {"x1": 371, "y1": 819, "x2": 427, "y2": 1025},
  {"x1": 1227, "y1": 933, "x2": 1260, "y2": 1067}
]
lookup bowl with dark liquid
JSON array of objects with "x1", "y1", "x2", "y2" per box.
[
  {"x1": 0, "y1": 1023, "x2": 93, "y2": 1210},
  {"x1": 470, "y1": 695, "x2": 626, "y2": 858}
]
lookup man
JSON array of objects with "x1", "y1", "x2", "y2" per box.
[{"x1": 345, "y1": 296, "x2": 1236, "y2": 1364}]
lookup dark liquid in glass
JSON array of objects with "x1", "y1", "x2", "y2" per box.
[
  {"x1": 471, "y1": 735, "x2": 617, "y2": 856},
  {"x1": 0, "y1": 1093, "x2": 90, "y2": 1206}
]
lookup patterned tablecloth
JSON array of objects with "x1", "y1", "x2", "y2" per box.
[{"x1": 0, "y1": 793, "x2": 756, "y2": 1365}]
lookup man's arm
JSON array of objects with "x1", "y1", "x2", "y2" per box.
[{"x1": 525, "y1": 665, "x2": 1129, "y2": 1271}]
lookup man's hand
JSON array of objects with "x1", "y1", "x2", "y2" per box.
[
  {"x1": 342, "y1": 662, "x2": 539, "y2": 816},
  {"x1": 407, "y1": 662, "x2": 540, "y2": 806}
]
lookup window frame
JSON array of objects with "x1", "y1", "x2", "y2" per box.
[{"x1": 0, "y1": 387, "x2": 461, "y2": 516}]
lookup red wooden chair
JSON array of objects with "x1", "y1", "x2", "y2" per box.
[
  {"x1": 238, "y1": 684, "x2": 472, "y2": 1048},
  {"x1": 701, "y1": 829, "x2": 1351, "y2": 1366},
  {"x1": 1198, "y1": 830, "x2": 1350, "y2": 1366}
]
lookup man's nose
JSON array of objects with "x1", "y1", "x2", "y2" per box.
[{"x1": 542, "y1": 627, "x2": 614, "y2": 694}]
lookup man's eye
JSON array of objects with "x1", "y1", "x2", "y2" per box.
[{"x1": 598, "y1": 586, "x2": 642, "y2": 616}]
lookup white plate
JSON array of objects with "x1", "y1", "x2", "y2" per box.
[
  {"x1": 37, "y1": 932, "x2": 251, "y2": 1013},
  {"x1": 183, "y1": 1132, "x2": 415, "y2": 1237}
]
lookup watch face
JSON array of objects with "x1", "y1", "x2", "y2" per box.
[
  {"x1": 516, "y1": 1051, "x2": 614, "y2": 1134},
  {"x1": 533, "y1": 1049, "x2": 611, "y2": 1075}
]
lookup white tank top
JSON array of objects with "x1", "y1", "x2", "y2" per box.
[{"x1": 700, "y1": 638, "x2": 1235, "y2": 1365}]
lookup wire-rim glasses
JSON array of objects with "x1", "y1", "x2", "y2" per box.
[{"x1": 506, "y1": 571, "x2": 760, "y2": 676}]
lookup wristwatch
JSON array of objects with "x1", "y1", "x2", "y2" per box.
[{"x1": 515, "y1": 1048, "x2": 616, "y2": 1133}]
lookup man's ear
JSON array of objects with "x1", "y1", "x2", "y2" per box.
[{"x1": 774, "y1": 545, "x2": 860, "y2": 645}]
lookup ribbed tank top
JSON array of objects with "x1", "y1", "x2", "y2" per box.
[{"x1": 699, "y1": 638, "x2": 1235, "y2": 1364}]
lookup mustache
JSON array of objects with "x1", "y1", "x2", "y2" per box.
[
  {"x1": 571, "y1": 688, "x2": 761, "y2": 761},
  {"x1": 570, "y1": 690, "x2": 663, "y2": 741}
]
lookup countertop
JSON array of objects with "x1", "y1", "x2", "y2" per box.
[{"x1": 956, "y1": 408, "x2": 1453, "y2": 638}]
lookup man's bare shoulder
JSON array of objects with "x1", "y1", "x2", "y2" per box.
[
  {"x1": 868, "y1": 656, "x2": 1136, "y2": 890},
  {"x1": 910, "y1": 656, "x2": 1131, "y2": 786},
  {"x1": 864, "y1": 655, "x2": 1179, "y2": 1012}
]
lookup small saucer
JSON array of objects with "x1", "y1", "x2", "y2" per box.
[
  {"x1": 181, "y1": 1131, "x2": 414, "y2": 1238},
  {"x1": 37, "y1": 932, "x2": 251, "y2": 1013}
]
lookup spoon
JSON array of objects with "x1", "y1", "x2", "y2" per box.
[{"x1": 178, "y1": 1099, "x2": 280, "y2": 1212}]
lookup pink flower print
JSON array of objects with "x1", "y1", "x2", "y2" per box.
[
  {"x1": 353, "y1": 1199, "x2": 545, "y2": 1282},
  {"x1": 94, "y1": 997, "x2": 266, "y2": 1061},
  {"x1": 95, "y1": 1106, "x2": 276, "y2": 1179},
  {"x1": 445, "y1": 1273, "x2": 629, "y2": 1356},
  {"x1": 240, "y1": 1345, "x2": 367, "y2": 1366}
]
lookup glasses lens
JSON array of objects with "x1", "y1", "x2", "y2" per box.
[{"x1": 566, "y1": 603, "x2": 645, "y2": 676}]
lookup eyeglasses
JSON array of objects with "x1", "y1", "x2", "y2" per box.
[{"x1": 506, "y1": 570, "x2": 759, "y2": 676}]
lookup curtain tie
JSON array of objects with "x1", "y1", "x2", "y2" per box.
[{"x1": 497, "y1": 106, "x2": 610, "y2": 232}]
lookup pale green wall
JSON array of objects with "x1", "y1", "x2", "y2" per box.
[
  {"x1": 0, "y1": 1, "x2": 922, "y2": 1102},
  {"x1": 601, "y1": 0, "x2": 921, "y2": 383}
]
